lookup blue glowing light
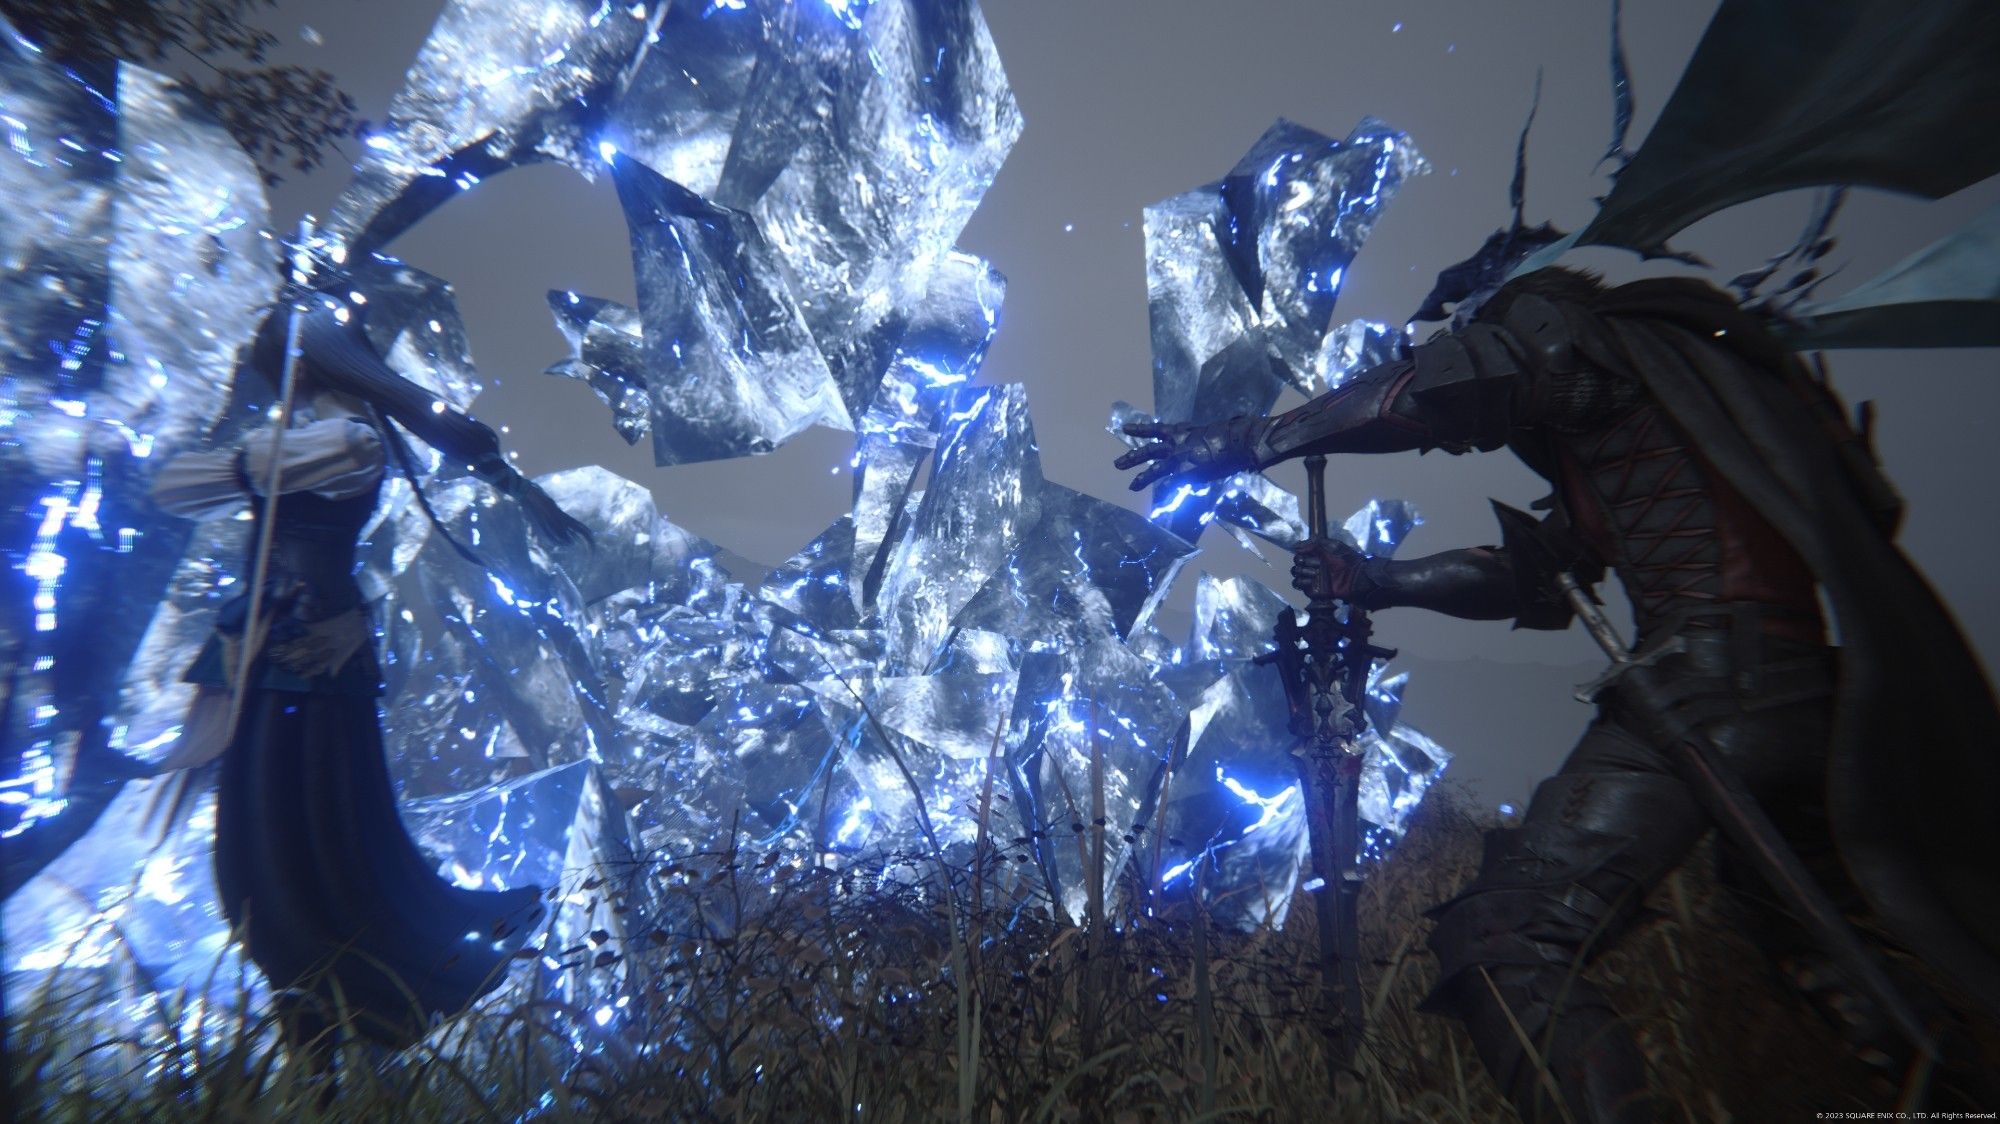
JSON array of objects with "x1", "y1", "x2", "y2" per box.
[
  {"x1": 1148, "y1": 481, "x2": 1214, "y2": 520},
  {"x1": 822, "y1": 0, "x2": 874, "y2": 31}
]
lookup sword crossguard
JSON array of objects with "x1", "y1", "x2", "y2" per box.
[{"x1": 1573, "y1": 634, "x2": 1687, "y2": 703}]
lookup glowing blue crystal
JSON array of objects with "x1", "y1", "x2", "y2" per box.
[
  {"x1": 1141, "y1": 117, "x2": 1426, "y2": 537},
  {"x1": 323, "y1": 0, "x2": 648, "y2": 256},
  {"x1": 1, "y1": 43, "x2": 275, "y2": 876},
  {"x1": 544, "y1": 291, "x2": 649, "y2": 445},
  {"x1": 710, "y1": 2, "x2": 1021, "y2": 416},
  {"x1": 1191, "y1": 574, "x2": 1290, "y2": 662},
  {"x1": 1006, "y1": 642, "x2": 1183, "y2": 922},
  {"x1": 1341, "y1": 497, "x2": 1423, "y2": 558},
  {"x1": 403, "y1": 760, "x2": 593, "y2": 895},
  {"x1": 1319, "y1": 318, "x2": 1408, "y2": 392},
  {"x1": 4, "y1": 783, "x2": 248, "y2": 1008},
  {"x1": 960, "y1": 484, "x2": 1196, "y2": 649},
  {"x1": 614, "y1": 156, "x2": 851, "y2": 465},
  {"x1": 877, "y1": 383, "x2": 1044, "y2": 673}
]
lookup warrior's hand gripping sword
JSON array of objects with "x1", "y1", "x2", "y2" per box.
[{"x1": 1259, "y1": 455, "x2": 1394, "y2": 1067}]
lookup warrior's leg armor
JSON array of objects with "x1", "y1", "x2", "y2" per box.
[{"x1": 1424, "y1": 725, "x2": 1706, "y2": 1124}]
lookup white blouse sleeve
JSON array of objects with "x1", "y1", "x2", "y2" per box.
[{"x1": 150, "y1": 418, "x2": 387, "y2": 519}]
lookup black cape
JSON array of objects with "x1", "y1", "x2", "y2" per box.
[{"x1": 1568, "y1": 276, "x2": 2000, "y2": 1019}]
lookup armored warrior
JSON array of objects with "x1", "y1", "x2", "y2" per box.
[{"x1": 1116, "y1": 262, "x2": 2000, "y2": 1120}]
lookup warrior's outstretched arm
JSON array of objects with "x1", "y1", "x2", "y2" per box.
[
  {"x1": 1117, "y1": 322, "x2": 1531, "y2": 489},
  {"x1": 1254, "y1": 322, "x2": 1524, "y2": 467}
]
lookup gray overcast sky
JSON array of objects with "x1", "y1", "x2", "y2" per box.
[{"x1": 258, "y1": 0, "x2": 2000, "y2": 804}]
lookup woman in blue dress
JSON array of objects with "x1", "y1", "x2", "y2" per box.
[{"x1": 151, "y1": 296, "x2": 590, "y2": 1061}]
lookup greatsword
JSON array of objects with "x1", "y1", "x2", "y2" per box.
[{"x1": 1261, "y1": 454, "x2": 1394, "y2": 1070}]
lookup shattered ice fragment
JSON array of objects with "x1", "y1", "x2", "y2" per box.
[
  {"x1": 402, "y1": 760, "x2": 594, "y2": 895},
  {"x1": 697, "y1": 682, "x2": 839, "y2": 838},
  {"x1": 715, "y1": 0, "x2": 1022, "y2": 416},
  {"x1": 1217, "y1": 119, "x2": 1428, "y2": 392},
  {"x1": 1141, "y1": 117, "x2": 1425, "y2": 537},
  {"x1": 346, "y1": 257, "x2": 484, "y2": 410},
  {"x1": 323, "y1": 0, "x2": 646, "y2": 257},
  {"x1": 1209, "y1": 472, "x2": 1307, "y2": 550},
  {"x1": 543, "y1": 291, "x2": 650, "y2": 445},
  {"x1": 614, "y1": 156, "x2": 851, "y2": 465},
  {"x1": 877, "y1": 383, "x2": 1043, "y2": 673},
  {"x1": 1318, "y1": 318, "x2": 1408, "y2": 392},
  {"x1": 1006, "y1": 641, "x2": 1183, "y2": 922},
  {"x1": 955, "y1": 483, "x2": 1196, "y2": 649},
  {"x1": 760, "y1": 515, "x2": 863, "y2": 633},
  {"x1": 1191, "y1": 574, "x2": 1291, "y2": 662},
  {"x1": 1342, "y1": 497, "x2": 1423, "y2": 558},
  {"x1": 4, "y1": 782, "x2": 250, "y2": 1008}
]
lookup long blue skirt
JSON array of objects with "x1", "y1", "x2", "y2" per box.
[{"x1": 212, "y1": 688, "x2": 542, "y2": 1050}]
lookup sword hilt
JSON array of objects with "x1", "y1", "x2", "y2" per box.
[{"x1": 1304, "y1": 454, "x2": 1329, "y2": 543}]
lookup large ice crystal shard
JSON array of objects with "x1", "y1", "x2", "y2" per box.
[
  {"x1": 1358, "y1": 722, "x2": 1449, "y2": 856},
  {"x1": 1141, "y1": 117, "x2": 1425, "y2": 538},
  {"x1": 712, "y1": 2, "x2": 1022, "y2": 416},
  {"x1": 1145, "y1": 117, "x2": 1426, "y2": 424},
  {"x1": 109, "y1": 64, "x2": 278, "y2": 459},
  {"x1": 877, "y1": 384, "x2": 1044, "y2": 672},
  {"x1": 413, "y1": 477, "x2": 616, "y2": 767},
  {"x1": 956, "y1": 484, "x2": 1196, "y2": 650},
  {"x1": 338, "y1": 0, "x2": 1019, "y2": 443},
  {"x1": 594, "y1": 0, "x2": 763, "y2": 197},
  {"x1": 404, "y1": 760, "x2": 592, "y2": 894},
  {"x1": 544, "y1": 291, "x2": 649, "y2": 445},
  {"x1": 1155, "y1": 666, "x2": 1312, "y2": 928},
  {"x1": 322, "y1": 0, "x2": 647, "y2": 257},
  {"x1": 697, "y1": 681, "x2": 840, "y2": 838},
  {"x1": 1320, "y1": 317, "x2": 1408, "y2": 392},
  {"x1": 1143, "y1": 187, "x2": 1285, "y2": 429},
  {"x1": 859, "y1": 251, "x2": 1007, "y2": 446},
  {"x1": 0, "y1": 23, "x2": 115, "y2": 454},
  {"x1": 1009, "y1": 641, "x2": 1183, "y2": 922},
  {"x1": 1342, "y1": 497, "x2": 1423, "y2": 558},
  {"x1": 814, "y1": 672, "x2": 1027, "y2": 854},
  {"x1": 846, "y1": 252, "x2": 1007, "y2": 607},
  {"x1": 1209, "y1": 472, "x2": 1307, "y2": 550},
  {"x1": 4, "y1": 782, "x2": 248, "y2": 1009},
  {"x1": 347, "y1": 256, "x2": 484, "y2": 410},
  {"x1": 402, "y1": 759, "x2": 637, "y2": 906},
  {"x1": 615, "y1": 156, "x2": 851, "y2": 465},
  {"x1": 848, "y1": 437, "x2": 930, "y2": 612},
  {"x1": 1218, "y1": 119, "x2": 1428, "y2": 392},
  {"x1": 760, "y1": 516, "x2": 863, "y2": 633},
  {"x1": 1, "y1": 52, "x2": 271, "y2": 504},
  {"x1": 1192, "y1": 574, "x2": 1290, "y2": 661},
  {"x1": 2, "y1": 43, "x2": 278, "y2": 884},
  {"x1": 620, "y1": 729, "x2": 750, "y2": 857},
  {"x1": 535, "y1": 465, "x2": 683, "y2": 604}
]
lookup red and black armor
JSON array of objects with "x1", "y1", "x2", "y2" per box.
[{"x1": 1121, "y1": 266, "x2": 2000, "y2": 1121}]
